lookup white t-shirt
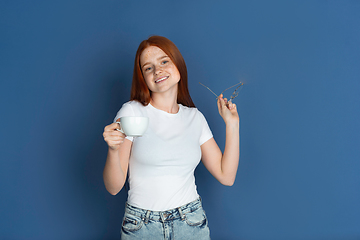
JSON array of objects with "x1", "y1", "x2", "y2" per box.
[{"x1": 114, "y1": 100, "x2": 213, "y2": 211}]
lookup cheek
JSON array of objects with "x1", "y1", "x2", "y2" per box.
[
  {"x1": 173, "y1": 68, "x2": 181, "y2": 80},
  {"x1": 143, "y1": 72, "x2": 152, "y2": 82},
  {"x1": 143, "y1": 75, "x2": 154, "y2": 89},
  {"x1": 144, "y1": 77, "x2": 151, "y2": 87},
  {"x1": 168, "y1": 65, "x2": 180, "y2": 78}
]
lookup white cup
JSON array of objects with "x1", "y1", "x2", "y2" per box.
[{"x1": 116, "y1": 117, "x2": 149, "y2": 137}]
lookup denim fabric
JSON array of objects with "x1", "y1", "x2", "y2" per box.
[{"x1": 121, "y1": 198, "x2": 211, "y2": 240}]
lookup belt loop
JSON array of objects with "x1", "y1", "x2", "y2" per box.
[
  {"x1": 160, "y1": 212, "x2": 165, "y2": 223},
  {"x1": 144, "y1": 210, "x2": 151, "y2": 224},
  {"x1": 178, "y1": 207, "x2": 185, "y2": 221}
]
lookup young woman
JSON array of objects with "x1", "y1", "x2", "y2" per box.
[{"x1": 103, "y1": 36, "x2": 239, "y2": 239}]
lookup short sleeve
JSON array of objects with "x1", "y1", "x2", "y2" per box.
[
  {"x1": 113, "y1": 102, "x2": 135, "y2": 142},
  {"x1": 198, "y1": 110, "x2": 213, "y2": 145}
]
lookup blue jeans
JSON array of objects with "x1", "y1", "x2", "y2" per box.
[{"x1": 121, "y1": 198, "x2": 211, "y2": 240}]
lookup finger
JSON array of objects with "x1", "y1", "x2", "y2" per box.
[
  {"x1": 104, "y1": 122, "x2": 121, "y2": 132},
  {"x1": 229, "y1": 103, "x2": 238, "y2": 113},
  {"x1": 105, "y1": 130, "x2": 125, "y2": 139},
  {"x1": 107, "y1": 140, "x2": 124, "y2": 149},
  {"x1": 104, "y1": 123, "x2": 116, "y2": 132},
  {"x1": 104, "y1": 136, "x2": 125, "y2": 147},
  {"x1": 110, "y1": 138, "x2": 124, "y2": 144},
  {"x1": 103, "y1": 131, "x2": 124, "y2": 143},
  {"x1": 106, "y1": 137, "x2": 123, "y2": 144},
  {"x1": 220, "y1": 97, "x2": 227, "y2": 107},
  {"x1": 217, "y1": 94, "x2": 223, "y2": 109},
  {"x1": 229, "y1": 103, "x2": 235, "y2": 110}
]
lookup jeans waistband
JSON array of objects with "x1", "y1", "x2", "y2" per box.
[{"x1": 125, "y1": 198, "x2": 202, "y2": 223}]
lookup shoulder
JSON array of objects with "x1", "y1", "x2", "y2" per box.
[
  {"x1": 122, "y1": 100, "x2": 145, "y2": 109},
  {"x1": 114, "y1": 100, "x2": 146, "y2": 122},
  {"x1": 180, "y1": 105, "x2": 206, "y2": 119},
  {"x1": 180, "y1": 104, "x2": 197, "y2": 113},
  {"x1": 120, "y1": 100, "x2": 148, "y2": 112}
]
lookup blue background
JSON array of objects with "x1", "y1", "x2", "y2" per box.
[{"x1": 1, "y1": 1, "x2": 359, "y2": 239}]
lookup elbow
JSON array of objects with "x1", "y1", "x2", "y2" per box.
[
  {"x1": 222, "y1": 181, "x2": 234, "y2": 187},
  {"x1": 220, "y1": 177, "x2": 235, "y2": 186},
  {"x1": 103, "y1": 174, "x2": 124, "y2": 195},
  {"x1": 109, "y1": 190, "x2": 119, "y2": 196},
  {"x1": 104, "y1": 183, "x2": 122, "y2": 195},
  {"x1": 107, "y1": 188, "x2": 120, "y2": 196}
]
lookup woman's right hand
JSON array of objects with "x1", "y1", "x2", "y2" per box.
[{"x1": 103, "y1": 118, "x2": 126, "y2": 151}]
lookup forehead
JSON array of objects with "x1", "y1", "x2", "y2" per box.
[{"x1": 140, "y1": 46, "x2": 168, "y2": 64}]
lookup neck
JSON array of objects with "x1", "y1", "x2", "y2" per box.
[{"x1": 150, "y1": 92, "x2": 179, "y2": 114}]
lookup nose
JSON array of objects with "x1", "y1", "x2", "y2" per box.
[{"x1": 154, "y1": 65, "x2": 163, "y2": 75}]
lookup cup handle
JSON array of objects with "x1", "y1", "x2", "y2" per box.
[{"x1": 115, "y1": 121, "x2": 124, "y2": 134}]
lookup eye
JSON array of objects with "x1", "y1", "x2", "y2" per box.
[
  {"x1": 144, "y1": 66, "x2": 152, "y2": 72},
  {"x1": 161, "y1": 60, "x2": 169, "y2": 65}
]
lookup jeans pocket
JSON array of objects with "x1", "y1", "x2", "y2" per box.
[
  {"x1": 122, "y1": 213, "x2": 144, "y2": 232},
  {"x1": 185, "y1": 207, "x2": 207, "y2": 227}
]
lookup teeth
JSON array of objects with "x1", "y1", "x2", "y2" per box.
[{"x1": 156, "y1": 76, "x2": 168, "y2": 83}]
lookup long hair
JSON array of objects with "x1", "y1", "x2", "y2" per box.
[{"x1": 130, "y1": 36, "x2": 195, "y2": 107}]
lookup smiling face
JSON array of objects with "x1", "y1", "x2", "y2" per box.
[{"x1": 140, "y1": 46, "x2": 181, "y2": 96}]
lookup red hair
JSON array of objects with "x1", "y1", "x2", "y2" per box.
[{"x1": 130, "y1": 36, "x2": 195, "y2": 107}]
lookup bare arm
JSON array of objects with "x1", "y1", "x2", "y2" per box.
[
  {"x1": 201, "y1": 94, "x2": 240, "y2": 186},
  {"x1": 102, "y1": 119, "x2": 132, "y2": 195}
]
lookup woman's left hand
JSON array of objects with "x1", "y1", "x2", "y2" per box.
[{"x1": 217, "y1": 94, "x2": 239, "y2": 125}]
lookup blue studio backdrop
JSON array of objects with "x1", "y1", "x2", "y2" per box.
[{"x1": 1, "y1": 1, "x2": 359, "y2": 239}]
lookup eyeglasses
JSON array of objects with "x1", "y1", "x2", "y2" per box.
[{"x1": 199, "y1": 81, "x2": 244, "y2": 102}]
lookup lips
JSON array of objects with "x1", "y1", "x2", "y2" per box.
[{"x1": 155, "y1": 76, "x2": 168, "y2": 83}]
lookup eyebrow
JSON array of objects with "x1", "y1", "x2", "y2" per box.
[{"x1": 141, "y1": 55, "x2": 169, "y2": 69}]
